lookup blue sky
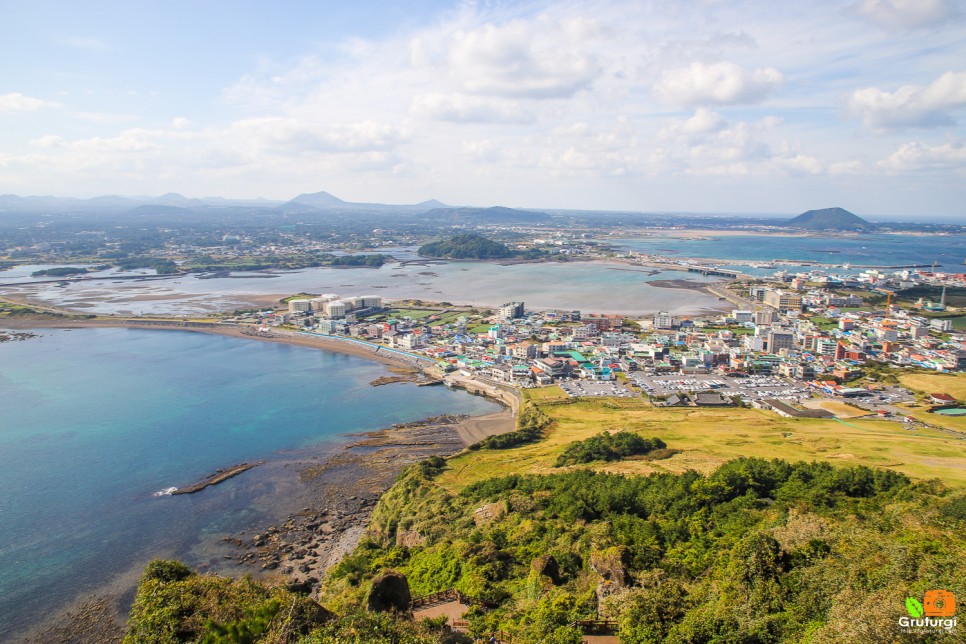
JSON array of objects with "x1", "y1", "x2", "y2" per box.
[{"x1": 1, "y1": 0, "x2": 965, "y2": 220}]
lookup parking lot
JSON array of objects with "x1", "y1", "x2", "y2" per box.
[
  {"x1": 558, "y1": 380, "x2": 637, "y2": 398},
  {"x1": 834, "y1": 385, "x2": 916, "y2": 414},
  {"x1": 627, "y1": 373, "x2": 811, "y2": 404}
]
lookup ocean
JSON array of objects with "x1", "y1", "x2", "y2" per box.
[
  {"x1": 0, "y1": 327, "x2": 499, "y2": 639},
  {"x1": 607, "y1": 232, "x2": 966, "y2": 272}
]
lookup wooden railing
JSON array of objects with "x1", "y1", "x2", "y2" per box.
[{"x1": 409, "y1": 588, "x2": 461, "y2": 610}]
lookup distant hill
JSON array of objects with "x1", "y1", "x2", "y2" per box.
[
  {"x1": 418, "y1": 234, "x2": 514, "y2": 259},
  {"x1": 787, "y1": 207, "x2": 873, "y2": 231},
  {"x1": 147, "y1": 193, "x2": 206, "y2": 208},
  {"x1": 288, "y1": 191, "x2": 347, "y2": 208},
  {"x1": 280, "y1": 191, "x2": 449, "y2": 212},
  {"x1": 423, "y1": 206, "x2": 551, "y2": 223},
  {"x1": 415, "y1": 199, "x2": 448, "y2": 209}
]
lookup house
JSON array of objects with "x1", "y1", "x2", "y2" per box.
[
  {"x1": 762, "y1": 399, "x2": 835, "y2": 418},
  {"x1": 690, "y1": 392, "x2": 733, "y2": 406},
  {"x1": 929, "y1": 393, "x2": 957, "y2": 405}
]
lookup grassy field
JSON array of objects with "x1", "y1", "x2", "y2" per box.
[
  {"x1": 522, "y1": 385, "x2": 569, "y2": 402},
  {"x1": 437, "y1": 396, "x2": 966, "y2": 491},
  {"x1": 899, "y1": 372, "x2": 966, "y2": 400},
  {"x1": 386, "y1": 308, "x2": 438, "y2": 319},
  {"x1": 802, "y1": 399, "x2": 868, "y2": 418}
]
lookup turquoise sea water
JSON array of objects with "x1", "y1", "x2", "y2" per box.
[
  {"x1": 608, "y1": 233, "x2": 966, "y2": 270},
  {"x1": 0, "y1": 328, "x2": 499, "y2": 639}
]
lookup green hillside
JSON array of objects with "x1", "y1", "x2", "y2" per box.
[
  {"x1": 125, "y1": 391, "x2": 966, "y2": 642},
  {"x1": 418, "y1": 234, "x2": 514, "y2": 259}
]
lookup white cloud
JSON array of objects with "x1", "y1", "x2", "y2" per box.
[
  {"x1": 446, "y1": 18, "x2": 605, "y2": 99},
  {"x1": 849, "y1": 71, "x2": 966, "y2": 130},
  {"x1": 461, "y1": 139, "x2": 501, "y2": 162},
  {"x1": 226, "y1": 118, "x2": 406, "y2": 155},
  {"x1": 659, "y1": 107, "x2": 728, "y2": 138},
  {"x1": 653, "y1": 61, "x2": 784, "y2": 107},
  {"x1": 409, "y1": 93, "x2": 533, "y2": 123},
  {"x1": 653, "y1": 110, "x2": 821, "y2": 177},
  {"x1": 828, "y1": 160, "x2": 867, "y2": 175},
  {"x1": 854, "y1": 0, "x2": 959, "y2": 30},
  {"x1": 879, "y1": 138, "x2": 966, "y2": 171},
  {"x1": 29, "y1": 135, "x2": 66, "y2": 148},
  {"x1": 0, "y1": 92, "x2": 59, "y2": 114}
]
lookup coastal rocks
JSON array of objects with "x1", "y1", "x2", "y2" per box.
[
  {"x1": 22, "y1": 595, "x2": 124, "y2": 644},
  {"x1": 366, "y1": 569, "x2": 412, "y2": 613},
  {"x1": 227, "y1": 415, "x2": 478, "y2": 597},
  {"x1": 0, "y1": 330, "x2": 36, "y2": 343}
]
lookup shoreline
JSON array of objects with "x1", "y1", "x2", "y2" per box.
[
  {"x1": 2, "y1": 317, "x2": 419, "y2": 370},
  {"x1": 7, "y1": 317, "x2": 518, "y2": 642},
  {"x1": 0, "y1": 256, "x2": 746, "y2": 318}
]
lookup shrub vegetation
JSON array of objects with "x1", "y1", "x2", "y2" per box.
[{"x1": 555, "y1": 431, "x2": 666, "y2": 466}]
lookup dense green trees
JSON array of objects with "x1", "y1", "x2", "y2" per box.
[
  {"x1": 417, "y1": 234, "x2": 513, "y2": 259},
  {"x1": 30, "y1": 266, "x2": 89, "y2": 277},
  {"x1": 330, "y1": 254, "x2": 388, "y2": 267},
  {"x1": 555, "y1": 431, "x2": 666, "y2": 466},
  {"x1": 124, "y1": 560, "x2": 330, "y2": 643},
  {"x1": 126, "y1": 458, "x2": 966, "y2": 642},
  {"x1": 323, "y1": 458, "x2": 964, "y2": 642}
]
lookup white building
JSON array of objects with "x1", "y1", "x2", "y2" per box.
[
  {"x1": 733, "y1": 310, "x2": 754, "y2": 323},
  {"x1": 654, "y1": 311, "x2": 675, "y2": 329}
]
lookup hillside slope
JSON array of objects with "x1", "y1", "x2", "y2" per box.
[{"x1": 787, "y1": 207, "x2": 873, "y2": 231}]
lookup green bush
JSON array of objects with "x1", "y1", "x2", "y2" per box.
[{"x1": 555, "y1": 431, "x2": 666, "y2": 466}]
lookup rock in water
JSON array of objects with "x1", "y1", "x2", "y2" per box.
[{"x1": 366, "y1": 569, "x2": 411, "y2": 613}]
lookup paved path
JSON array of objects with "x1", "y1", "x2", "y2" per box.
[{"x1": 412, "y1": 599, "x2": 470, "y2": 624}]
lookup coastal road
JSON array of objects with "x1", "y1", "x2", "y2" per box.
[
  {"x1": 706, "y1": 284, "x2": 758, "y2": 310},
  {"x1": 443, "y1": 372, "x2": 521, "y2": 415}
]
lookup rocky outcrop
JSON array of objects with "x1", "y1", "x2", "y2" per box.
[
  {"x1": 473, "y1": 500, "x2": 507, "y2": 526},
  {"x1": 591, "y1": 545, "x2": 633, "y2": 605},
  {"x1": 590, "y1": 546, "x2": 632, "y2": 587},
  {"x1": 396, "y1": 529, "x2": 426, "y2": 548},
  {"x1": 531, "y1": 554, "x2": 562, "y2": 585},
  {"x1": 367, "y1": 570, "x2": 412, "y2": 613}
]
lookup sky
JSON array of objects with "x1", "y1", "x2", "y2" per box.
[{"x1": 1, "y1": 0, "x2": 965, "y2": 220}]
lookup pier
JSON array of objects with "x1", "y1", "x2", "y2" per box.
[{"x1": 687, "y1": 267, "x2": 740, "y2": 278}]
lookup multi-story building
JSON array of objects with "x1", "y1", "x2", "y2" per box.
[
  {"x1": 654, "y1": 311, "x2": 675, "y2": 329},
  {"x1": 732, "y1": 310, "x2": 754, "y2": 323},
  {"x1": 766, "y1": 330, "x2": 796, "y2": 353},
  {"x1": 499, "y1": 302, "x2": 525, "y2": 319},
  {"x1": 763, "y1": 289, "x2": 803, "y2": 313},
  {"x1": 755, "y1": 310, "x2": 777, "y2": 325}
]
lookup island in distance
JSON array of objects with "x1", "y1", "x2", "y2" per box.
[{"x1": 786, "y1": 207, "x2": 874, "y2": 232}]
